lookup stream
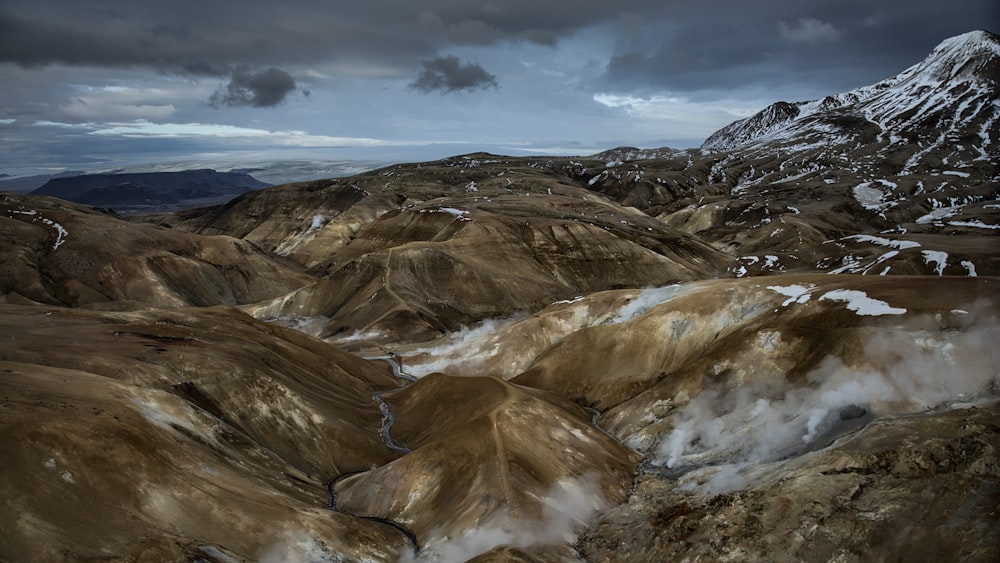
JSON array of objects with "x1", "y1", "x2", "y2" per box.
[
  {"x1": 322, "y1": 353, "x2": 421, "y2": 555},
  {"x1": 365, "y1": 353, "x2": 416, "y2": 453}
]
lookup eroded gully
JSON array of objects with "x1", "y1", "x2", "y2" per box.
[{"x1": 325, "y1": 353, "x2": 420, "y2": 554}]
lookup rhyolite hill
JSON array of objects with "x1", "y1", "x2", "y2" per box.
[{"x1": 0, "y1": 30, "x2": 998, "y2": 562}]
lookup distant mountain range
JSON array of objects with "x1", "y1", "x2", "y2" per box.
[
  {"x1": 0, "y1": 170, "x2": 86, "y2": 194},
  {"x1": 28, "y1": 169, "x2": 269, "y2": 212}
]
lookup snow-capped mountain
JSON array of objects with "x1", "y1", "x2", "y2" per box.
[{"x1": 702, "y1": 29, "x2": 999, "y2": 170}]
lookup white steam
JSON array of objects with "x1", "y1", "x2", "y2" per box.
[
  {"x1": 608, "y1": 284, "x2": 692, "y2": 324},
  {"x1": 258, "y1": 529, "x2": 336, "y2": 562},
  {"x1": 265, "y1": 315, "x2": 331, "y2": 338},
  {"x1": 655, "y1": 314, "x2": 1000, "y2": 492},
  {"x1": 401, "y1": 318, "x2": 520, "y2": 377},
  {"x1": 403, "y1": 474, "x2": 606, "y2": 562},
  {"x1": 310, "y1": 213, "x2": 325, "y2": 231},
  {"x1": 401, "y1": 285, "x2": 693, "y2": 378}
]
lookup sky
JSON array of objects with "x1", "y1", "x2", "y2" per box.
[{"x1": 1, "y1": 0, "x2": 997, "y2": 177}]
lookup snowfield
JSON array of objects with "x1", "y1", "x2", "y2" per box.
[{"x1": 818, "y1": 289, "x2": 906, "y2": 316}]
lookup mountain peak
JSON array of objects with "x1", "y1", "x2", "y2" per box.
[
  {"x1": 903, "y1": 29, "x2": 1000, "y2": 83},
  {"x1": 701, "y1": 101, "x2": 801, "y2": 150},
  {"x1": 932, "y1": 29, "x2": 1000, "y2": 55},
  {"x1": 701, "y1": 29, "x2": 1000, "y2": 151}
]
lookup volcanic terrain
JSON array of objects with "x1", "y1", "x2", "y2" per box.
[{"x1": 1, "y1": 30, "x2": 999, "y2": 562}]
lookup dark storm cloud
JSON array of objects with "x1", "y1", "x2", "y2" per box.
[
  {"x1": 410, "y1": 56, "x2": 499, "y2": 93},
  {"x1": 0, "y1": 0, "x2": 664, "y2": 71},
  {"x1": 0, "y1": 0, "x2": 996, "y2": 125},
  {"x1": 1, "y1": 0, "x2": 995, "y2": 100},
  {"x1": 209, "y1": 67, "x2": 298, "y2": 108},
  {"x1": 599, "y1": 0, "x2": 999, "y2": 96}
]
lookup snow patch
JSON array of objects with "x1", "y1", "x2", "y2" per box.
[
  {"x1": 852, "y1": 182, "x2": 887, "y2": 211},
  {"x1": 818, "y1": 289, "x2": 906, "y2": 316},
  {"x1": 421, "y1": 207, "x2": 472, "y2": 221},
  {"x1": 916, "y1": 206, "x2": 961, "y2": 224},
  {"x1": 948, "y1": 220, "x2": 1000, "y2": 230},
  {"x1": 767, "y1": 284, "x2": 815, "y2": 306},
  {"x1": 922, "y1": 250, "x2": 948, "y2": 275},
  {"x1": 961, "y1": 260, "x2": 978, "y2": 277},
  {"x1": 7, "y1": 208, "x2": 69, "y2": 250},
  {"x1": 843, "y1": 234, "x2": 921, "y2": 250}
]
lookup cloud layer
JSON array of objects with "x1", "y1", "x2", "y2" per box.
[{"x1": 0, "y1": 0, "x2": 996, "y2": 173}]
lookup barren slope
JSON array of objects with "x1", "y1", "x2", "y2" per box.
[
  {"x1": 0, "y1": 304, "x2": 415, "y2": 561},
  {"x1": 1, "y1": 193, "x2": 313, "y2": 308}
]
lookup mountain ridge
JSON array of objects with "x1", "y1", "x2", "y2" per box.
[
  {"x1": 702, "y1": 29, "x2": 1000, "y2": 152},
  {"x1": 29, "y1": 169, "x2": 270, "y2": 213}
]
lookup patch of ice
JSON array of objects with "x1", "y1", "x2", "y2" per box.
[
  {"x1": 818, "y1": 289, "x2": 906, "y2": 316},
  {"x1": 942, "y1": 170, "x2": 971, "y2": 178}
]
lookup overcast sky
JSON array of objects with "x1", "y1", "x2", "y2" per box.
[{"x1": 1, "y1": 0, "x2": 997, "y2": 176}]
